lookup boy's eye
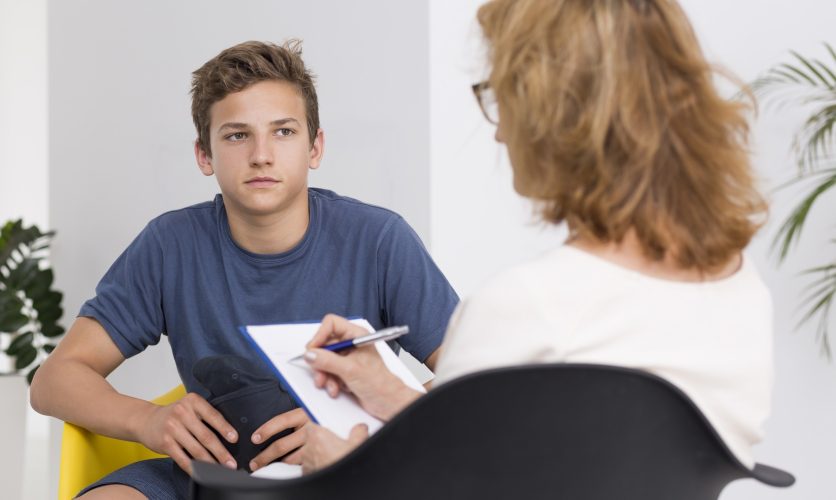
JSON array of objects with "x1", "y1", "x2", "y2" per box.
[
  {"x1": 226, "y1": 132, "x2": 247, "y2": 141},
  {"x1": 276, "y1": 128, "x2": 294, "y2": 137}
]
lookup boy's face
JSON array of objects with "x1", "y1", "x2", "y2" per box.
[{"x1": 195, "y1": 80, "x2": 324, "y2": 219}]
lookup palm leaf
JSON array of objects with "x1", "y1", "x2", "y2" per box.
[
  {"x1": 755, "y1": 44, "x2": 836, "y2": 357},
  {"x1": 771, "y1": 169, "x2": 836, "y2": 260},
  {"x1": 796, "y1": 103, "x2": 836, "y2": 171},
  {"x1": 790, "y1": 51, "x2": 833, "y2": 88},
  {"x1": 796, "y1": 263, "x2": 836, "y2": 360}
]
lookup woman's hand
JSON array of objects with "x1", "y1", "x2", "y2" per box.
[
  {"x1": 305, "y1": 314, "x2": 421, "y2": 421},
  {"x1": 301, "y1": 423, "x2": 368, "y2": 474}
]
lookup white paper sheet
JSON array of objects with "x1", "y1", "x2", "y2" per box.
[
  {"x1": 242, "y1": 319, "x2": 426, "y2": 439},
  {"x1": 250, "y1": 462, "x2": 303, "y2": 480}
]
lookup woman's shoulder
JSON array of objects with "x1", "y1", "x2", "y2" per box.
[{"x1": 464, "y1": 246, "x2": 596, "y2": 312}]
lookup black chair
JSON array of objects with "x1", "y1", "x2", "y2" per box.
[{"x1": 190, "y1": 363, "x2": 794, "y2": 500}]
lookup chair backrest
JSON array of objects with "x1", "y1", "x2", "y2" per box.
[
  {"x1": 190, "y1": 364, "x2": 794, "y2": 500},
  {"x1": 58, "y1": 384, "x2": 186, "y2": 500}
]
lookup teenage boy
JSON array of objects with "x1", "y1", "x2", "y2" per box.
[{"x1": 31, "y1": 40, "x2": 458, "y2": 500}]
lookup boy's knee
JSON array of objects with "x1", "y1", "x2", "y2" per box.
[{"x1": 76, "y1": 484, "x2": 147, "y2": 500}]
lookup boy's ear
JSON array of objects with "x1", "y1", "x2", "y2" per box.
[
  {"x1": 308, "y1": 128, "x2": 325, "y2": 170},
  {"x1": 195, "y1": 141, "x2": 214, "y2": 176}
]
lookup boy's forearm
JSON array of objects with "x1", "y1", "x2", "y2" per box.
[{"x1": 31, "y1": 357, "x2": 156, "y2": 442}]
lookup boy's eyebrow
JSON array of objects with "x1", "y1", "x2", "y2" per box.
[
  {"x1": 216, "y1": 118, "x2": 301, "y2": 134},
  {"x1": 270, "y1": 118, "x2": 301, "y2": 127}
]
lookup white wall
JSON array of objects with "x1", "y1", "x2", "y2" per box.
[
  {"x1": 429, "y1": 1, "x2": 836, "y2": 499},
  {"x1": 0, "y1": 0, "x2": 48, "y2": 227},
  {"x1": 0, "y1": 0, "x2": 51, "y2": 498},
  {"x1": 429, "y1": 0, "x2": 567, "y2": 300}
]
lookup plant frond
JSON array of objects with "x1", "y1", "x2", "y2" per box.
[
  {"x1": 827, "y1": 42, "x2": 836, "y2": 65},
  {"x1": 815, "y1": 59, "x2": 836, "y2": 87},
  {"x1": 771, "y1": 167, "x2": 836, "y2": 192},
  {"x1": 779, "y1": 62, "x2": 819, "y2": 87},
  {"x1": 790, "y1": 51, "x2": 834, "y2": 89},
  {"x1": 794, "y1": 260, "x2": 836, "y2": 360},
  {"x1": 813, "y1": 299, "x2": 834, "y2": 361},
  {"x1": 795, "y1": 103, "x2": 836, "y2": 171},
  {"x1": 802, "y1": 263, "x2": 836, "y2": 274},
  {"x1": 772, "y1": 170, "x2": 836, "y2": 260},
  {"x1": 813, "y1": 297, "x2": 834, "y2": 360},
  {"x1": 796, "y1": 271, "x2": 836, "y2": 323},
  {"x1": 798, "y1": 278, "x2": 836, "y2": 309}
]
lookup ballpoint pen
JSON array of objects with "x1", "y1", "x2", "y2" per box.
[{"x1": 288, "y1": 325, "x2": 409, "y2": 362}]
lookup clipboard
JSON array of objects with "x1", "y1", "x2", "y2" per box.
[{"x1": 239, "y1": 318, "x2": 426, "y2": 439}]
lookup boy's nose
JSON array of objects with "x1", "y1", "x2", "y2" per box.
[{"x1": 249, "y1": 137, "x2": 274, "y2": 167}]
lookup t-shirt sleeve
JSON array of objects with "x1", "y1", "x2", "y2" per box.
[
  {"x1": 375, "y1": 216, "x2": 459, "y2": 363},
  {"x1": 78, "y1": 222, "x2": 166, "y2": 358}
]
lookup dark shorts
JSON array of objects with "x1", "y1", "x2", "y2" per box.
[{"x1": 76, "y1": 458, "x2": 188, "y2": 500}]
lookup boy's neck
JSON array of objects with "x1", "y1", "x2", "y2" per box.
[{"x1": 224, "y1": 194, "x2": 310, "y2": 255}]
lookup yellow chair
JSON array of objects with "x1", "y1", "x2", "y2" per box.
[{"x1": 58, "y1": 384, "x2": 186, "y2": 500}]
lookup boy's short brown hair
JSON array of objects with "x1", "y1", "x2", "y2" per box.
[{"x1": 191, "y1": 39, "x2": 320, "y2": 156}]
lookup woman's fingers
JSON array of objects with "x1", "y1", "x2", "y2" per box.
[{"x1": 307, "y1": 314, "x2": 369, "y2": 348}]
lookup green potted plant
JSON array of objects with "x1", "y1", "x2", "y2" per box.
[
  {"x1": 752, "y1": 43, "x2": 836, "y2": 358},
  {"x1": 0, "y1": 219, "x2": 64, "y2": 383}
]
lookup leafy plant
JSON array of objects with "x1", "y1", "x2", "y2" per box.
[
  {"x1": 0, "y1": 219, "x2": 64, "y2": 383},
  {"x1": 751, "y1": 43, "x2": 836, "y2": 358}
]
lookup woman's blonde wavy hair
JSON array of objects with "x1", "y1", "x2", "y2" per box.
[{"x1": 477, "y1": 0, "x2": 766, "y2": 272}]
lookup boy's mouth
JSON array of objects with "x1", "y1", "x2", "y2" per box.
[{"x1": 245, "y1": 176, "x2": 279, "y2": 188}]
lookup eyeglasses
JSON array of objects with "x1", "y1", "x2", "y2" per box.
[{"x1": 472, "y1": 81, "x2": 499, "y2": 125}]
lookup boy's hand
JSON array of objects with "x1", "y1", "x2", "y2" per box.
[
  {"x1": 136, "y1": 392, "x2": 238, "y2": 475},
  {"x1": 248, "y1": 407, "x2": 311, "y2": 471},
  {"x1": 301, "y1": 423, "x2": 368, "y2": 474}
]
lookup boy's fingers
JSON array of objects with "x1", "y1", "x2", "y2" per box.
[
  {"x1": 177, "y1": 396, "x2": 236, "y2": 467},
  {"x1": 250, "y1": 426, "x2": 307, "y2": 470},
  {"x1": 191, "y1": 395, "x2": 238, "y2": 443},
  {"x1": 170, "y1": 449, "x2": 194, "y2": 476},
  {"x1": 348, "y1": 423, "x2": 369, "y2": 445},
  {"x1": 280, "y1": 448, "x2": 303, "y2": 465},
  {"x1": 181, "y1": 416, "x2": 236, "y2": 468},
  {"x1": 252, "y1": 408, "x2": 309, "y2": 444},
  {"x1": 176, "y1": 425, "x2": 216, "y2": 464}
]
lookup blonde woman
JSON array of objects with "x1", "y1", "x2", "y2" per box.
[{"x1": 299, "y1": 0, "x2": 772, "y2": 474}]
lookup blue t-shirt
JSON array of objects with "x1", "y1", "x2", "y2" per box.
[{"x1": 80, "y1": 188, "x2": 459, "y2": 395}]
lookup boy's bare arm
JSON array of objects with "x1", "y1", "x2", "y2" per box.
[
  {"x1": 30, "y1": 317, "x2": 239, "y2": 474},
  {"x1": 30, "y1": 317, "x2": 142, "y2": 438}
]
